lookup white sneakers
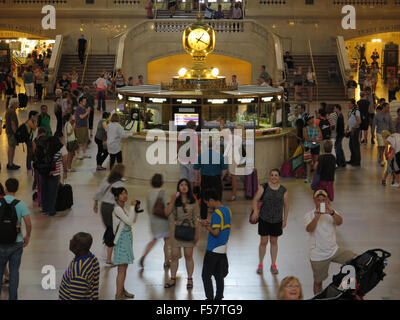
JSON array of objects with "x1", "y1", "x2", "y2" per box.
[{"x1": 390, "y1": 183, "x2": 400, "y2": 188}]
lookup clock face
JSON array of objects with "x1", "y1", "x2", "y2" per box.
[{"x1": 187, "y1": 28, "x2": 211, "y2": 51}]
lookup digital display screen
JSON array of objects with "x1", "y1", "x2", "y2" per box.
[{"x1": 174, "y1": 113, "x2": 199, "y2": 126}]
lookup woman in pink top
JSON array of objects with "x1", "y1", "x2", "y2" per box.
[
  {"x1": 70, "y1": 68, "x2": 79, "y2": 90},
  {"x1": 94, "y1": 74, "x2": 107, "y2": 111}
]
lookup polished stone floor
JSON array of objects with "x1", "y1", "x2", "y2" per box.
[{"x1": 0, "y1": 97, "x2": 399, "y2": 300}]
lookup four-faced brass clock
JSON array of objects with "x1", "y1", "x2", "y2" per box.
[{"x1": 183, "y1": 18, "x2": 215, "y2": 61}]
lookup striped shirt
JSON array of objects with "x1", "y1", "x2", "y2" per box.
[
  {"x1": 59, "y1": 253, "x2": 100, "y2": 300},
  {"x1": 50, "y1": 146, "x2": 67, "y2": 176}
]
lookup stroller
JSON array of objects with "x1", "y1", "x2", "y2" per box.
[{"x1": 312, "y1": 249, "x2": 391, "y2": 300}]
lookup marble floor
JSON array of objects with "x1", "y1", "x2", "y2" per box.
[{"x1": 0, "y1": 98, "x2": 399, "y2": 300}]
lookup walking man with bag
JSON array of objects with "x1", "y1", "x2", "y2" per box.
[{"x1": 0, "y1": 178, "x2": 32, "y2": 300}]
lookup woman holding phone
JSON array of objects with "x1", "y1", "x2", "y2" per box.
[
  {"x1": 164, "y1": 178, "x2": 200, "y2": 289},
  {"x1": 111, "y1": 186, "x2": 143, "y2": 299}
]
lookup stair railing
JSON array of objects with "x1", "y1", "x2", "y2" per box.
[
  {"x1": 47, "y1": 34, "x2": 63, "y2": 95},
  {"x1": 307, "y1": 39, "x2": 318, "y2": 104},
  {"x1": 80, "y1": 36, "x2": 92, "y2": 87},
  {"x1": 336, "y1": 36, "x2": 351, "y2": 98}
]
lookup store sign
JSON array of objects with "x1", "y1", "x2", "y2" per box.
[
  {"x1": 235, "y1": 98, "x2": 258, "y2": 104},
  {"x1": 146, "y1": 97, "x2": 169, "y2": 104},
  {"x1": 207, "y1": 99, "x2": 231, "y2": 105},
  {"x1": 174, "y1": 99, "x2": 200, "y2": 105},
  {"x1": 128, "y1": 96, "x2": 142, "y2": 102},
  {"x1": 261, "y1": 97, "x2": 273, "y2": 102}
]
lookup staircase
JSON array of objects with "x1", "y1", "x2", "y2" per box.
[
  {"x1": 57, "y1": 54, "x2": 116, "y2": 89},
  {"x1": 286, "y1": 55, "x2": 346, "y2": 101}
]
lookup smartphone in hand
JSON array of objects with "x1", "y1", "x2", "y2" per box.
[{"x1": 320, "y1": 202, "x2": 326, "y2": 213}]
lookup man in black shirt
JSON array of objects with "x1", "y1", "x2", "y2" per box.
[
  {"x1": 76, "y1": 34, "x2": 87, "y2": 65},
  {"x1": 283, "y1": 51, "x2": 294, "y2": 74},
  {"x1": 58, "y1": 74, "x2": 70, "y2": 91},
  {"x1": 318, "y1": 109, "x2": 332, "y2": 141},
  {"x1": 334, "y1": 105, "x2": 346, "y2": 167},
  {"x1": 357, "y1": 92, "x2": 370, "y2": 144}
]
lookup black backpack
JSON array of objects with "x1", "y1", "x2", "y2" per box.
[
  {"x1": 33, "y1": 136, "x2": 63, "y2": 176},
  {"x1": 15, "y1": 123, "x2": 29, "y2": 144},
  {"x1": 331, "y1": 249, "x2": 391, "y2": 297},
  {"x1": 319, "y1": 118, "x2": 331, "y2": 140},
  {"x1": 0, "y1": 198, "x2": 20, "y2": 244}
]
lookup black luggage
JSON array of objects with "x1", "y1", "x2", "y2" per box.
[
  {"x1": 18, "y1": 93, "x2": 28, "y2": 108},
  {"x1": 55, "y1": 183, "x2": 73, "y2": 211}
]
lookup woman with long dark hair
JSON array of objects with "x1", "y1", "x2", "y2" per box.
[
  {"x1": 93, "y1": 164, "x2": 125, "y2": 264},
  {"x1": 111, "y1": 187, "x2": 142, "y2": 299},
  {"x1": 164, "y1": 178, "x2": 200, "y2": 289}
]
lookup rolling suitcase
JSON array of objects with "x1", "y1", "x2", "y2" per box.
[
  {"x1": 55, "y1": 183, "x2": 73, "y2": 211},
  {"x1": 244, "y1": 168, "x2": 258, "y2": 199},
  {"x1": 18, "y1": 93, "x2": 28, "y2": 108}
]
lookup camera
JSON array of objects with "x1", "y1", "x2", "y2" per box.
[{"x1": 135, "y1": 200, "x2": 144, "y2": 213}]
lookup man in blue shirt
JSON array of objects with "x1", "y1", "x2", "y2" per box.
[
  {"x1": 201, "y1": 189, "x2": 231, "y2": 300},
  {"x1": 194, "y1": 142, "x2": 228, "y2": 220},
  {"x1": 0, "y1": 178, "x2": 32, "y2": 300}
]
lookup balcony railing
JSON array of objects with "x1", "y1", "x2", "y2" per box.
[{"x1": 153, "y1": 19, "x2": 245, "y2": 33}]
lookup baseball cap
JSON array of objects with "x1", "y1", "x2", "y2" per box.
[
  {"x1": 304, "y1": 113, "x2": 314, "y2": 123},
  {"x1": 313, "y1": 189, "x2": 328, "y2": 198}
]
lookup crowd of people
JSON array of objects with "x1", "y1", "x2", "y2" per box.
[
  {"x1": 288, "y1": 97, "x2": 400, "y2": 187},
  {"x1": 0, "y1": 42, "x2": 399, "y2": 302},
  {"x1": 149, "y1": 0, "x2": 244, "y2": 19}
]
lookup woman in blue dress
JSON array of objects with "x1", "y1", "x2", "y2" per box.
[{"x1": 111, "y1": 187, "x2": 142, "y2": 300}]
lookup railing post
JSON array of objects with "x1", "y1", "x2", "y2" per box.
[{"x1": 308, "y1": 39, "x2": 318, "y2": 104}]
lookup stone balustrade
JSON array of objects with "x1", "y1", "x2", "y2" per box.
[{"x1": 153, "y1": 19, "x2": 245, "y2": 33}]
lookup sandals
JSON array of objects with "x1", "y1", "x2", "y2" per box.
[
  {"x1": 229, "y1": 195, "x2": 236, "y2": 201},
  {"x1": 187, "y1": 278, "x2": 193, "y2": 290},
  {"x1": 164, "y1": 277, "x2": 176, "y2": 289},
  {"x1": 139, "y1": 256, "x2": 145, "y2": 269}
]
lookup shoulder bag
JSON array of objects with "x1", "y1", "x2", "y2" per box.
[
  {"x1": 249, "y1": 183, "x2": 268, "y2": 224},
  {"x1": 174, "y1": 203, "x2": 196, "y2": 241},
  {"x1": 153, "y1": 190, "x2": 167, "y2": 219}
]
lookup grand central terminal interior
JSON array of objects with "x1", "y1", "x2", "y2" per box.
[{"x1": 0, "y1": 0, "x2": 399, "y2": 303}]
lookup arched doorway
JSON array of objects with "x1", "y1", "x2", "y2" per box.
[
  {"x1": 148, "y1": 53, "x2": 252, "y2": 85},
  {"x1": 345, "y1": 32, "x2": 399, "y2": 101}
]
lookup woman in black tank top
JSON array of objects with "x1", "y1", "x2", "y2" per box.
[{"x1": 250, "y1": 169, "x2": 289, "y2": 276}]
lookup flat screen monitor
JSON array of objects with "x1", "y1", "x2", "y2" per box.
[{"x1": 174, "y1": 113, "x2": 199, "y2": 126}]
